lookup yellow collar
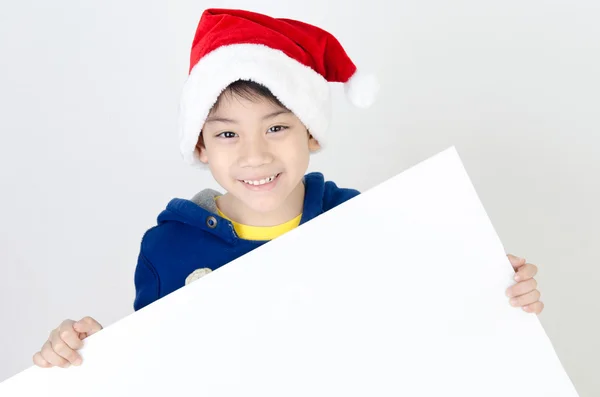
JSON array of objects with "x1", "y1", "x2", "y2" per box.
[{"x1": 216, "y1": 204, "x2": 301, "y2": 241}]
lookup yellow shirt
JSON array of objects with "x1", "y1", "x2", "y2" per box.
[{"x1": 216, "y1": 202, "x2": 301, "y2": 241}]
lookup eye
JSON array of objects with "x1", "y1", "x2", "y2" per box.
[
  {"x1": 216, "y1": 131, "x2": 238, "y2": 138},
  {"x1": 268, "y1": 125, "x2": 288, "y2": 133}
]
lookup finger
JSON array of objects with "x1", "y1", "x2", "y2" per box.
[
  {"x1": 49, "y1": 329, "x2": 82, "y2": 365},
  {"x1": 509, "y1": 289, "x2": 541, "y2": 307},
  {"x1": 523, "y1": 301, "x2": 545, "y2": 314},
  {"x1": 74, "y1": 316, "x2": 103, "y2": 338},
  {"x1": 506, "y1": 278, "x2": 538, "y2": 298},
  {"x1": 40, "y1": 340, "x2": 69, "y2": 368},
  {"x1": 32, "y1": 352, "x2": 52, "y2": 368},
  {"x1": 57, "y1": 320, "x2": 84, "y2": 350},
  {"x1": 507, "y1": 254, "x2": 526, "y2": 270},
  {"x1": 514, "y1": 263, "x2": 538, "y2": 282}
]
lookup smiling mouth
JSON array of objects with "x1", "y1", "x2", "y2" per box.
[{"x1": 240, "y1": 173, "x2": 281, "y2": 186}]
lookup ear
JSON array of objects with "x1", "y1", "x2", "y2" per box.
[
  {"x1": 197, "y1": 147, "x2": 209, "y2": 163},
  {"x1": 308, "y1": 134, "x2": 321, "y2": 152},
  {"x1": 196, "y1": 133, "x2": 209, "y2": 163}
]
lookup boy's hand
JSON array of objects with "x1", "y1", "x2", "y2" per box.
[
  {"x1": 32, "y1": 316, "x2": 103, "y2": 368},
  {"x1": 505, "y1": 254, "x2": 544, "y2": 314}
]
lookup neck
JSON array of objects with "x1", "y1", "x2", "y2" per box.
[{"x1": 217, "y1": 181, "x2": 305, "y2": 226}]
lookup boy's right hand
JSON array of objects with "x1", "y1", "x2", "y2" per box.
[{"x1": 32, "y1": 316, "x2": 103, "y2": 368}]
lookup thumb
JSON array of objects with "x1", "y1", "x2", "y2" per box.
[{"x1": 73, "y1": 316, "x2": 103, "y2": 338}]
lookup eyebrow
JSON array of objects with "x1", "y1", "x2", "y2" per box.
[
  {"x1": 262, "y1": 109, "x2": 292, "y2": 120},
  {"x1": 205, "y1": 109, "x2": 291, "y2": 124}
]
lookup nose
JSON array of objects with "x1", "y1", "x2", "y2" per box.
[{"x1": 238, "y1": 137, "x2": 274, "y2": 168}]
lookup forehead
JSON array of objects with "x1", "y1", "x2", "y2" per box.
[
  {"x1": 203, "y1": 95, "x2": 299, "y2": 128},
  {"x1": 210, "y1": 91, "x2": 288, "y2": 116}
]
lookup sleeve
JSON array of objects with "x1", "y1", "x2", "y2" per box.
[{"x1": 133, "y1": 250, "x2": 161, "y2": 312}]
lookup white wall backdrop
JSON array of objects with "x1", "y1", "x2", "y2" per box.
[{"x1": 1, "y1": 1, "x2": 598, "y2": 395}]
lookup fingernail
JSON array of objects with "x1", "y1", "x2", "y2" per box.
[
  {"x1": 514, "y1": 274, "x2": 522, "y2": 281},
  {"x1": 510, "y1": 298, "x2": 519, "y2": 306},
  {"x1": 73, "y1": 358, "x2": 82, "y2": 366}
]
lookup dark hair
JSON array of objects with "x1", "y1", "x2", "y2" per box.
[
  {"x1": 211, "y1": 80, "x2": 287, "y2": 113},
  {"x1": 197, "y1": 80, "x2": 288, "y2": 150}
]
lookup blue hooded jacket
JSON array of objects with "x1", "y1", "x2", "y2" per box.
[{"x1": 133, "y1": 172, "x2": 360, "y2": 311}]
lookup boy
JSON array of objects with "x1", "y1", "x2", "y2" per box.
[{"x1": 32, "y1": 8, "x2": 543, "y2": 369}]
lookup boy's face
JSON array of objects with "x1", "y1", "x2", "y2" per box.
[{"x1": 198, "y1": 94, "x2": 320, "y2": 214}]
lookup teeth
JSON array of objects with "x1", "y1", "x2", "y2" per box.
[{"x1": 243, "y1": 174, "x2": 277, "y2": 185}]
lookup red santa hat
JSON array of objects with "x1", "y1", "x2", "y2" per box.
[{"x1": 178, "y1": 8, "x2": 379, "y2": 166}]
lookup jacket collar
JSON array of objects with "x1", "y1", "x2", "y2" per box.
[{"x1": 159, "y1": 172, "x2": 326, "y2": 244}]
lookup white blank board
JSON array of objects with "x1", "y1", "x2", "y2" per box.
[{"x1": 0, "y1": 146, "x2": 578, "y2": 396}]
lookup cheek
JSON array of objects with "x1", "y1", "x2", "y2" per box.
[
  {"x1": 280, "y1": 138, "x2": 310, "y2": 170},
  {"x1": 204, "y1": 145, "x2": 233, "y2": 175}
]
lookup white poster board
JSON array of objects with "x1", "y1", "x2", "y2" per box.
[{"x1": 0, "y1": 147, "x2": 578, "y2": 396}]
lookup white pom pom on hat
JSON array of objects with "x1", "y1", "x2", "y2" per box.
[{"x1": 344, "y1": 70, "x2": 380, "y2": 109}]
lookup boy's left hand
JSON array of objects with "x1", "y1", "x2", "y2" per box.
[{"x1": 505, "y1": 254, "x2": 544, "y2": 314}]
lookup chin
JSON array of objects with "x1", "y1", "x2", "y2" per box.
[{"x1": 230, "y1": 173, "x2": 289, "y2": 210}]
